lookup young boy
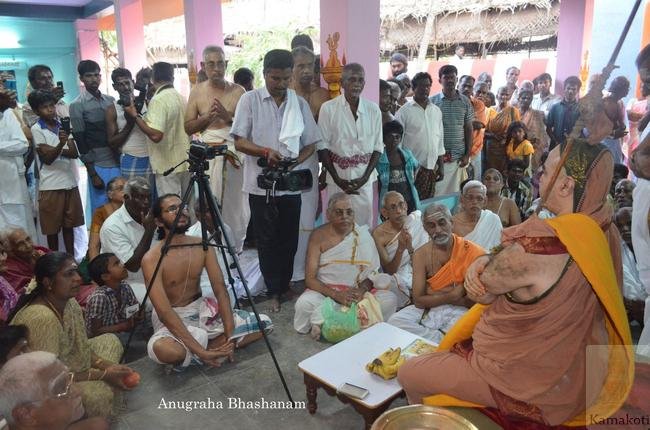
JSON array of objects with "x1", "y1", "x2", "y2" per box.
[
  {"x1": 28, "y1": 89, "x2": 84, "y2": 254},
  {"x1": 86, "y1": 252, "x2": 140, "y2": 339}
]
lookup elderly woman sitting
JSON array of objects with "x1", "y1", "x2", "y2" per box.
[
  {"x1": 9, "y1": 252, "x2": 136, "y2": 417},
  {"x1": 3, "y1": 228, "x2": 48, "y2": 295},
  {"x1": 88, "y1": 177, "x2": 126, "y2": 261},
  {"x1": 452, "y1": 180, "x2": 503, "y2": 251}
]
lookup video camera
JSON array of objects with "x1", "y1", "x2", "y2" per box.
[
  {"x1": 189, "y1": 140, "x2": 228, "y2": 163},
  {"x1": 118, "y1": 81, "x2": 149, "y2": 115},
  {"x1": 257, "y1": 157, "x2": 312, "y2": 192}
]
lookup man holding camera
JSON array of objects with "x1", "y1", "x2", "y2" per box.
[
  {"x1": 124, "y1": 62, "x2": 190, "y2": 202},
  {"x1": 23, "y1": 64, "x2": 68, "y2": 127},
  {"x1": 232, "y1": 49, "x2": 321, "y2": 313},
  {"x1": 185, "y1": 45, "x2": 248, "y2": 253},
  {"x1": 105, "y1": 68, "x2": 152, "y2": 185}
]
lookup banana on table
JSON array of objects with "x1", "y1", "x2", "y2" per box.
[{"x1": 365, "y1": 347, "x2": 406, "y2": 380}]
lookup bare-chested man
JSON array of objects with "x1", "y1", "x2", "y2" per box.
[
  {"x1": 143, "y1": 194, "x2": 271, "y2": 369},
  {"x1": 294, "y1": 193, "x2": 397, "y2": 338},
  {"x1": 387, "y1": 203, "x2": 483, "y2": 343},
  {"x1": 184, "y1": 45, "x2": 249, "y2": 253},
  {"x1": 288, "y1": 46, "x2": 330, "y2": 283},
  {"x1": 372, "y1": 191, "x2": 429, "y2": 307}
]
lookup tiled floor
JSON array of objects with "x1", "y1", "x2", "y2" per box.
[{"x1": 113, "y1": 282, "x2": 500, "y2": 430}]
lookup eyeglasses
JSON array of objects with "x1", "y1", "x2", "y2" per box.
[
  {"x1": 163, "y1": 205, "x2": 190, "y2": 214},
  {"x1": 54, "y1": 372, "x2": 75, "y2": 399}
]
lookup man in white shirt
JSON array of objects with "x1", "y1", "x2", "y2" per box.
[
  {"x1": 318, "y1": 63, "x2": 383, "y2": 227},
  {"x1": 99, "y1": 176, "x2": 156, "y2": 303},
  {"x1": 0, "y1": 89, "x2": 35, "y2": 239},
  {"x1": 231, "y1": 49, "x2": 320, "y2": 313},
  {"x1": 531, "y1": 73, "x2": 558, "y2": 118},
  {"x1": 396, "y1": 72, "x2": 444, "y2": 200}
]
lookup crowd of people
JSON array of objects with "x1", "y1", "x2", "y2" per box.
[{"x1": 0, "y1": 31, "x2": 649, "y2": 429}]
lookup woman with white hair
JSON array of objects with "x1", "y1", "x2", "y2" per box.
[{"x1": 452, "y1": 180, "x2": 502, "y2": 250}]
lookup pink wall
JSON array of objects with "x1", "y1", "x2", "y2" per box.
[
  {"x1": 74, "y1": 19, "x2": 102, "y2": 74},
  {"x1": 556, "y1": 0, "x2": 594, "y2": 96},
  {"x1": 183, "y1": 0, "x2": 224, "y2": 69},
  {"x1": 320, "y1": 0, "x2": 380, "y2": 102},
  {"x1": 115, "y1": 0, "x2": 148, "y2": 72}
]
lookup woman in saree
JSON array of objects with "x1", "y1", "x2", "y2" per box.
[
  {"x1": 484, "y1": 86, "x2": 520, "y2": 174},
  {"x1": 10, "y1": 252, "x2": 136, "y2": 417}
]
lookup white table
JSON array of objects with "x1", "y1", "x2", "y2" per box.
[{"x1": 298, "y1": 322, "x2": 434, "y2": 429}]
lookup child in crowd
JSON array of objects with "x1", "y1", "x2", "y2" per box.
[
  {"x1": 505, "y1": 121, "x2": 534, "y2": 176},
  {"x1": 86, "y1": 253, "x2": 140, "y2": 340},
  {"x1": 28, "y1": 89, "x2": 84, "y2": 255},
  {"x1": 376, "y1": 120, "x2": 420, "y2": 215}
]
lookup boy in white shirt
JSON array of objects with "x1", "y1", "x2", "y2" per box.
[{"x1": 28, "y1": 89, "x2": 84, "y2": 255}]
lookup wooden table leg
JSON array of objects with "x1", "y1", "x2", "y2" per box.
[
  {"x1": 303, "y1": 373, "x2": 318, "y2": 414},
  {"x1": 349, "y1": 399, "x2": 392, "y2": 430}
]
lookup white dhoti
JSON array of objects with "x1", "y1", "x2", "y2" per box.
[
  {"x1": 387, "y1": 304, "x2": 467, "y2": 345},
  {"x1": 147, "y1": 296, "x2": 272, "y2": 367},
  {"x1": 293, "y1": 224, "x2": 397, "y2": 333},
  {"x1": 324, "y1": 180, "x2": 377, "y2": 228},
  {"x1": 292, "y1": 153, "x2": 319, "y2": 281},
  {"x1": 294, "y1": 288, "x2": 397, "y2": 334},
  {"x1": 202, "y1": 128, "x2": 250, "y2": 254},
  {"x1": 435, "y1": 162, "x2": 466, "y2": 196},
  {"x1": 464, "y1": 209, "x2": 503, "y2": 251}
]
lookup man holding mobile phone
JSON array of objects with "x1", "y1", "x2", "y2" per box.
[{"x1": 23, "y1": 65, "x2": 68, "y2": 127}]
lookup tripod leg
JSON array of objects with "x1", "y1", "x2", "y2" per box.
[{"x1": 198, "y1": 171, "x2": 294, "y2": 404}]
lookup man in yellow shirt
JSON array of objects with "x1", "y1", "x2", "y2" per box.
[{"x1": 124, "y1": 62, "x2": 190, "y2": 201}]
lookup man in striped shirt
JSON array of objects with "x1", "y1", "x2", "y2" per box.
[{"x1": 430, "y1": 65, "x2": 474, "y2": 196}]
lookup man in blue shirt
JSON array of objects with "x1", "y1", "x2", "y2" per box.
[{"x1": 546, "y1": 76, "x2": 582, "y2": 151}]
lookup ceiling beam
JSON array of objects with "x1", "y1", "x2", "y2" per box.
[{"x1": 0, "y1": 1, "x2": 112, "y2": 20}]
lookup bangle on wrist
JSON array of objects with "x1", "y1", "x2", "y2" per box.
[
  {"x1": 262, "y1": 148, "x2": 270, "y2": 160},
  {"x1": 100, "y1": 369, "x2": 108, "y2": 381}
]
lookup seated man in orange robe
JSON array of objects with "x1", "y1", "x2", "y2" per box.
[
  {"x1": 387, "y1": 203, "x2": 484, "y2": 344},
  {"x1": 398, "y1": 137, "x2": 633, "y2": 427}
]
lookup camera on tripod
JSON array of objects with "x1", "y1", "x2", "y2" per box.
[
  {"x1": 189, "y1": 139, "x2": 228, "y2": 162},
  {"x1": 257, "y1": 157, "x2": 312, "y2": 192}
]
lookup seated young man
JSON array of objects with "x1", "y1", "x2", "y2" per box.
[
  {"x1": 294, "y1": 193, "x2": 398, "y2": 339},
  {"x1": 85, "y1": 253, "x2": 140, "y2": 340},
  {"x1": 142, "y1": 194, "x2": 271, "y2": 369},
  {"x1": 387, "y1": 203, "x2": 484, "y2": 344},
  {"x1": 372, "y1": 191, "x2": 429, "y2": 308}
]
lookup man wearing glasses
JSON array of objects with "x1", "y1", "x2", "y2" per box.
[
  {"x1": 294, "y1": 193, "x2": 398, "y2": 339},
  {"x1": 0, "y1": 351, "x2": 109, "y2": 429},
  {"x1": 142, "y1": 194, "x2": 271, "y2": 370},
  {"x1": 184, "y1": 45, "x2": 248, "y2": 254}
]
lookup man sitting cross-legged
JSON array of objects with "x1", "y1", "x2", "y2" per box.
[
  {"x1": 142, "y1": 194, "x2": 272, "y2": 369},
  {"x1": 387, "y1": 204, "x2": 484, "y2": 344},
  {"x1": 372, "y1": 191, "x2": 429, "y2": 308},
  {"x1": 294, "y1": 193, "x2": 398, "y2": 338}
]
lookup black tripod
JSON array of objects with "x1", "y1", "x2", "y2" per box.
[{"x1": 121, "y1": 146, "x2": 294, "y2": 404}]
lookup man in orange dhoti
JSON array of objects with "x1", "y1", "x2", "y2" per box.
[
  {"x1": 398, "y1": 137, "x2": 633, "y2": 426},
  {"x1": 387, "y1": 203, "x2": 484, "y2": 344}
]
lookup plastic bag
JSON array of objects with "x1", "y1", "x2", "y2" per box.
[{"x1": 321, "y1": 298, "x2": 360, "y2": 343}]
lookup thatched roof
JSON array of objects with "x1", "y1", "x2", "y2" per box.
[
  {"x1": 380, "y1": 0, "x2": 555, "y2": 22},
  {"x1": 383, "y1": 2, "x2": 559, "y2": 50},
  {"x1": 141, "y1": 0, "x2": 559, "y2": 60}
]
